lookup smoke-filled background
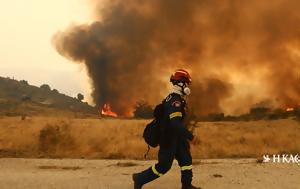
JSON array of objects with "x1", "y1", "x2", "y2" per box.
[{"x1": 53, "y1": 0, "x2": 300, "y2": 116}]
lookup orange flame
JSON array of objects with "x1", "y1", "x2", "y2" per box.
[
  {"x1": 101, "y1": 103, "x2": 118, "y2": 117},
  {"x1": 286, "y1": 107, "x2": 294, "y2": 112}
]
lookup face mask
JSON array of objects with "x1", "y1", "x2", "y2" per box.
[
  {"x1": 178, "y1": 82, "x2": 191, "y2": 96},
  {"x1": 183, "y1": 87, "x2": 191, "y2": 95}
]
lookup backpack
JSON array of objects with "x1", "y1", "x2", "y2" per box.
[
  {"x1": 143, "y1": 120, "x2": 160, "y2": 148},
  {"x1": 142, "y1": 103, "x2": 164, "y2": 148}
]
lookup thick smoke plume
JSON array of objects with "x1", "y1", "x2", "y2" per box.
[{"x1": 53, "y1": 0, "x2": 300, "y2": 116}]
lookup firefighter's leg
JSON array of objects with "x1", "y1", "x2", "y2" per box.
[
  {"x1": 175, "y1": 141, "x2": 193, "y2": 186},
  {"x1": 134, "y1": 148, "x2": 175, "y2": 186}
]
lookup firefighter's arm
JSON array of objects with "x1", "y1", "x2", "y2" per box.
[{"x1": 169, "y1": 114, "x2": 194, "y2": 141}]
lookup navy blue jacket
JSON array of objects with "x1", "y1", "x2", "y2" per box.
[{"x1": 159, "y1": 93, "x2": 194, "y2": 148}]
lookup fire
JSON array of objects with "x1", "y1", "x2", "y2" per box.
[
  {"x1": 101, "y1": 103, "x2": 118, "y2": 117},
  {"x1": 286, "y1": 107, "x2": 294, "y2": 112}
]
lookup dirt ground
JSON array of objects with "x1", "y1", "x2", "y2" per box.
[{"x1": 0, "y1": 158, "x2": 299, "y2": 189}]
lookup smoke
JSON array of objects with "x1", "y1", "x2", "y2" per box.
[{"x1": 53, "y1": 0, "x2": 300, "y2": 116}]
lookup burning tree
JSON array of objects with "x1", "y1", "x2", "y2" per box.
[{"x1": 101, "y1": 103, "x2": 118, "y2": 117}]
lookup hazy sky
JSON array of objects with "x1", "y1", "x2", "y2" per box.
[{"x1": 0, "y1": 0, "x2": 93, "y2": 101}]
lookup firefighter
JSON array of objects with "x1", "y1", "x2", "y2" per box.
[{"x1": 132, "y1": 69, "x2": 201, "y2": 189}]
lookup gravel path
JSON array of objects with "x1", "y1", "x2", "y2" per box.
[{"x1": 0, "y1": 158, "x2": 299, "y2": 189}]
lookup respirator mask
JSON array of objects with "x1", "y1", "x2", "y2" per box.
[{"x1": 177, "y1": 82, "x2": 191, "y2": 96}]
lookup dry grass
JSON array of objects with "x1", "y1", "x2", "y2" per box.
[
  {"x1": 192, "y1": 120, "x2": 300, "y2": 158},
  {"x1": 0, "y1": 116, "x2": 299, "y2": 159}
]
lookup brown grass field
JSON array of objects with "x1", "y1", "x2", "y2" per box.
[{"x1": 0, "y1": 116, "x2": 299, "y2": 159}]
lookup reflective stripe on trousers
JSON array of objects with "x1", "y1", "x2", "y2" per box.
[
  {"x1": 181, "y1": 165, "x2": 192, "y2": 171},
  {"x1": 152, "y1": 165, "x2": 164, "y2": 177}
]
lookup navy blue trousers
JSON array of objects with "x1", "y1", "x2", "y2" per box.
[{"x1": 135, "y1": 140, "x2": 193, "y2": 186}]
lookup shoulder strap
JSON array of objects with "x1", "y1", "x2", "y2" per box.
[{"x1": 144, "y1": 145, "x2": 151, "y2": 159}]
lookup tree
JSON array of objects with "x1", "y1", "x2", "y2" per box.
[
  {"x1": 250, "y1": 107, "x2": 270, "y2": 120},
  {"x1": 21, "y1": 95, "x2": 31, "y2": 101},
  {"x1": 77, "y1": 93, "x2": 84, "y2": 101},
  {"x1": 133, "y1": 101, "x2": 153, "y2": 119},
  {"x1": 40, "y1": 84, "x2": 51, "y2": 91},
  {"x1": 20, "y1": 80, "x2": 28, "y2": 85},
  {"x1": 52, "y1": 89, "x2": 59, "y2": 94}
]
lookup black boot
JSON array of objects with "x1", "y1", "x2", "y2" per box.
[
  {"x1": 182, "y1": 184, "x2": 202, "y2": 189},
  {"x1": 132, "y1": 173, "x2": 142, "y2": 189}
]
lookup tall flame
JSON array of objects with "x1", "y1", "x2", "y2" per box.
[{"x1": 101, "y1": 103, "x2": 118, "y2": 117}]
